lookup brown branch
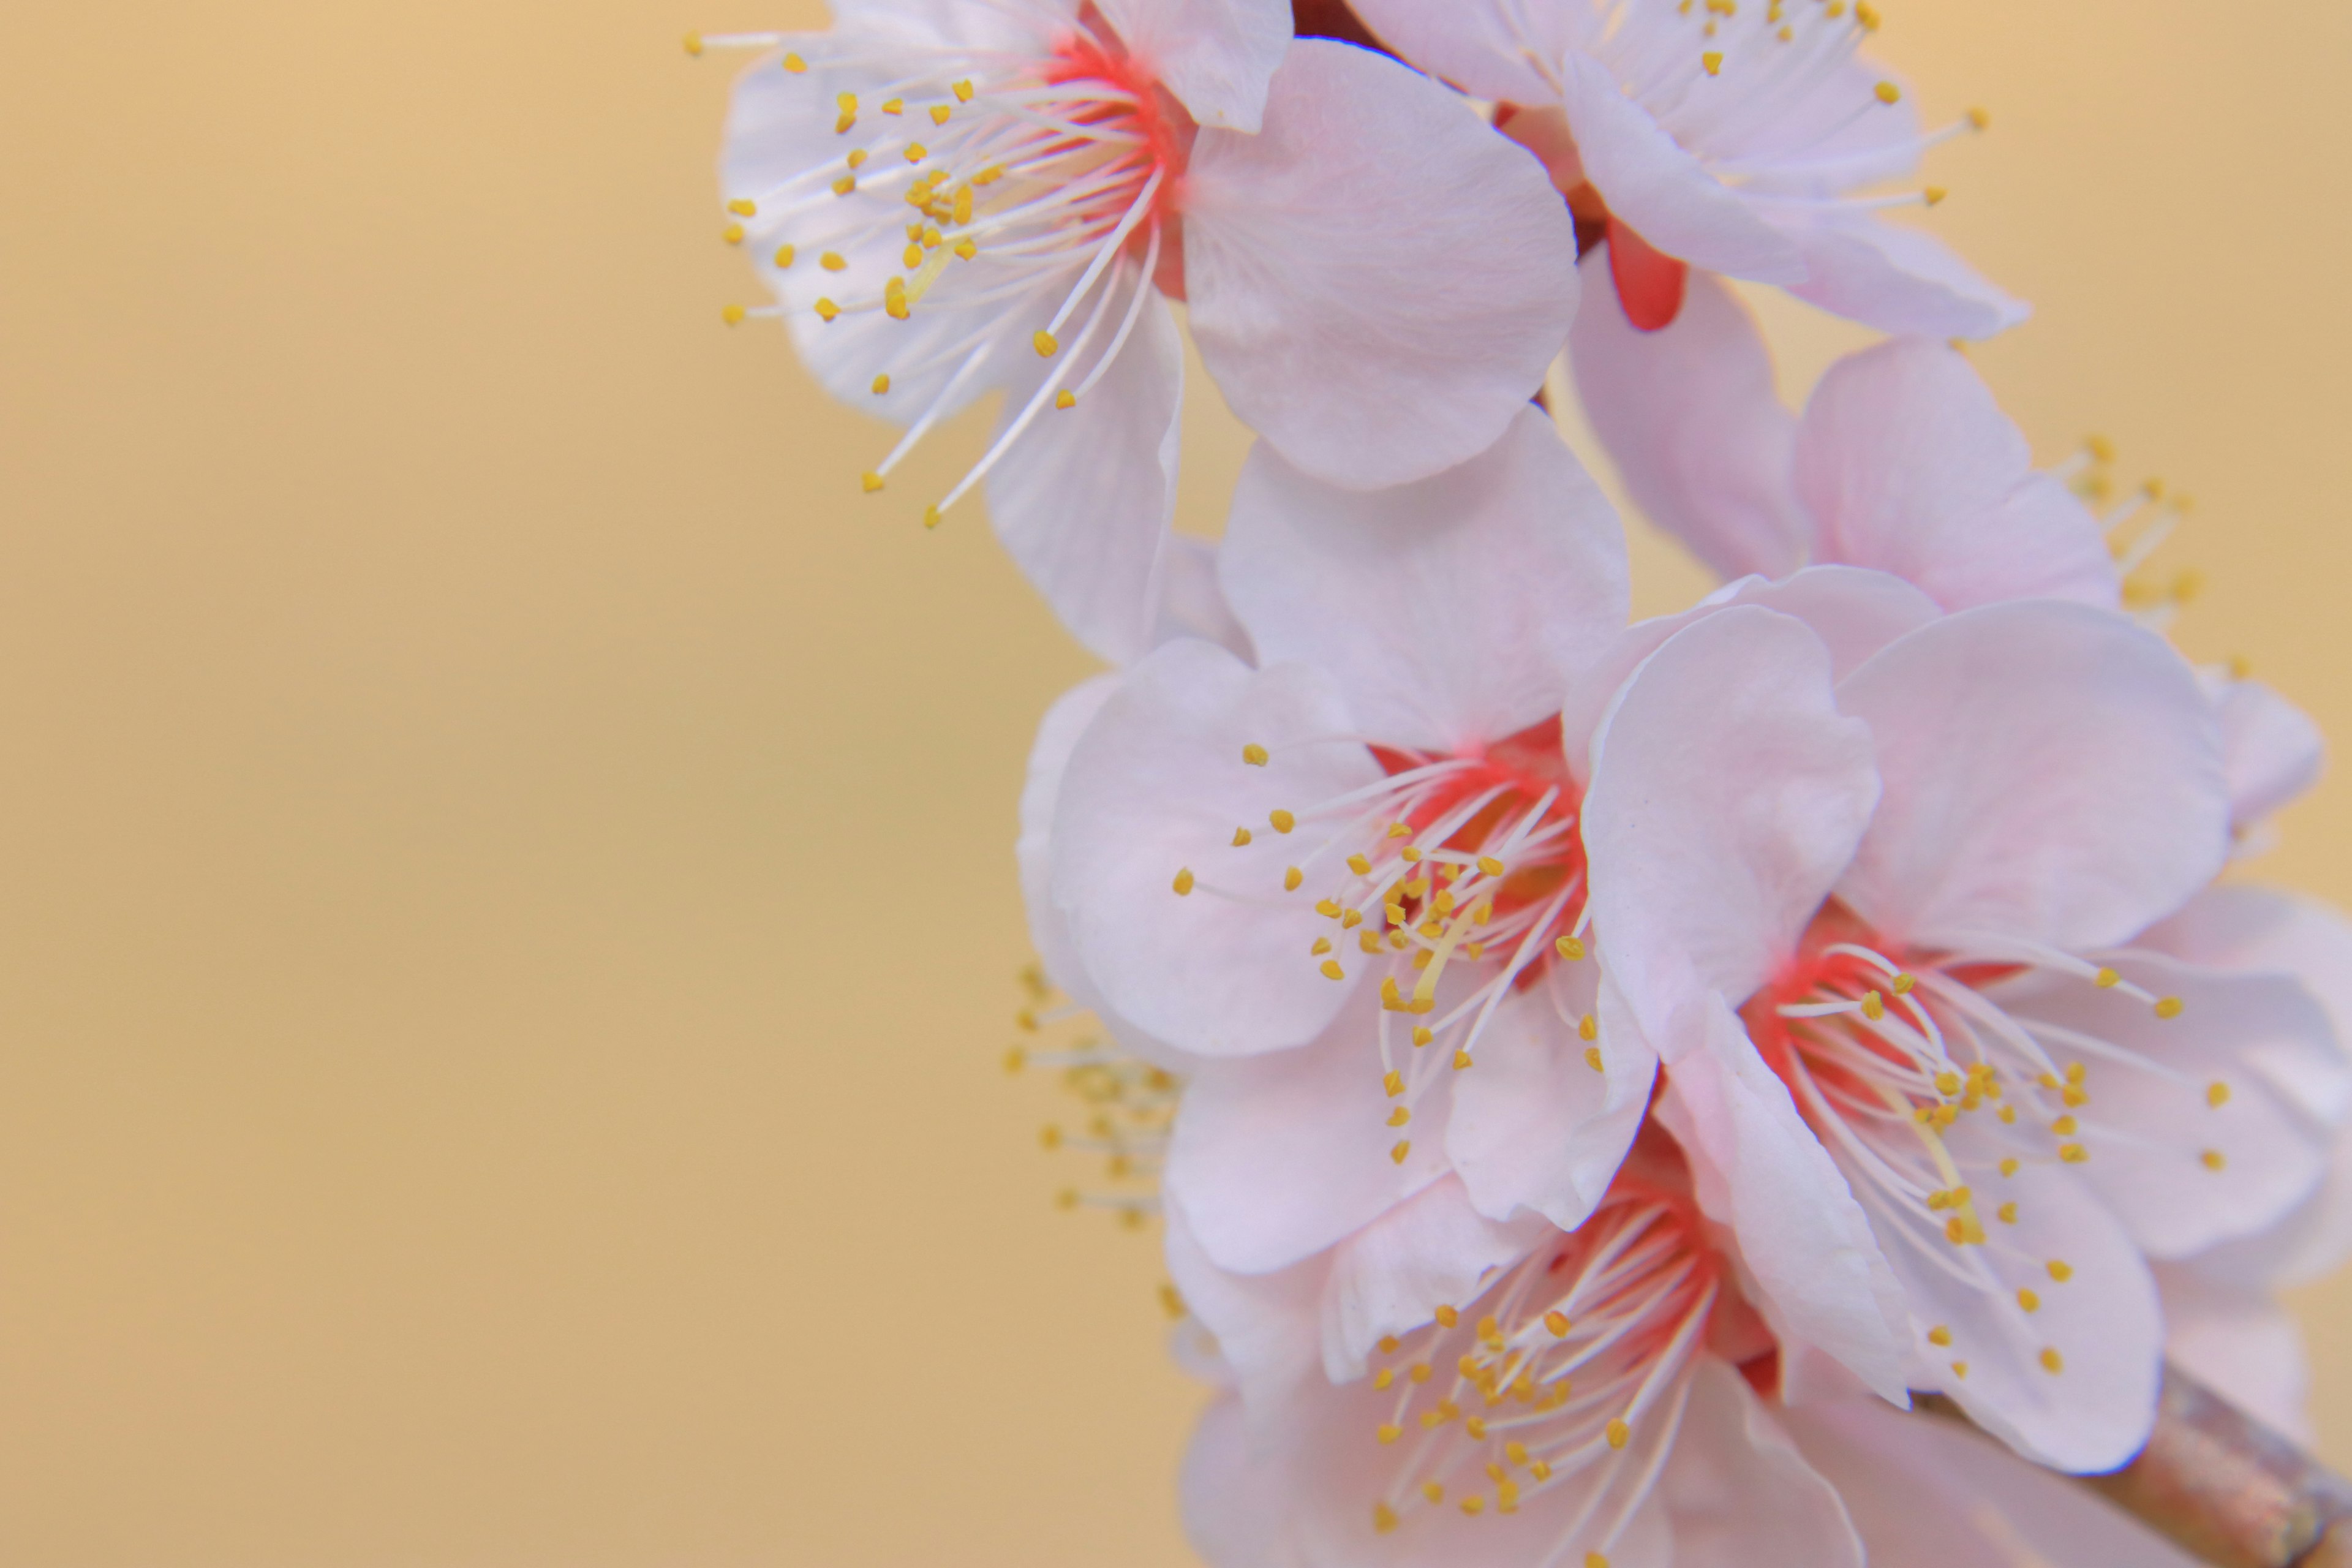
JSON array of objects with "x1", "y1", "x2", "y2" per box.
[
  {"x1": 1291, "y1": 0, "x2": 1384, "y2": 51},
  {"x1": 1921, "y1": 1366, "x2": 2352, "y2": 1566}
]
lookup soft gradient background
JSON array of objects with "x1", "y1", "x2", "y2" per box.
[{"x1": 1, "y1": 1, "x2": 2347, "y2": 1562}]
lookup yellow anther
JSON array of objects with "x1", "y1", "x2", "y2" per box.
[
  {"x1": 1606, "y1": 1418, "x2": 1631, "y2": 1450},
  {"x1": 1373, "y1": 1368, "x2": 1394, "y2": 1391},
  {"x1": 725, "y1": 198, "x2": 758, "y2": 218},
  {"x1": 2094, "y1": 967, "x2": 2120, "y2": 989},
  {"x1": 1927, "y1": 1325, "x2": 1952, "y2": 1347},
  {"x1": 1384, "y1": 1071, "x2": 1404, "y2": 1098},
  {"x1": 1321, "y1": 959, "x2": 1345, "y2": 981},
  {"x1": 2059, "y1": 1143, "x2": 2088, "y2": 1164},
  {"x1": 722, "y1": 223, "x2": 745, "y2": 244},
  {"x1": 1420, "y1": 1480, "x2": 1444, "y2": 1502},
  {"x1": 1923, "y1": 186, "x2": 1948, "y2": 207},
  {"x1": 1381, "y1": 975, "x2": 1406, "y2": 1011},
  {"x1": 1999, "y1": 1158, "x2": 2020, "y2": 1177},
  {"x1": 820, "y1": 251, "x2": 848, "y2": 273},
  {"x1": 832, "y1": 173, "x2": 857, "y2": 195},
  {"x1": 2048, "y1": 1260, "x2": 2073, "y2": 1282},
  {"x1": 2155, "y1": 996, "x2": 2184, "y2": 1019},
  {"x1": 1891, "y1": 973, "x2": 1915, "y2": 994},
  {"x1": 2018, "y1": 1288, "x2": 2041, "y2": 1313},
  {"x1": 1477, "y1": 856, "x2": 1506, "y2": 877},
  {"x1": 1234, "y1": 828, "x2": 1255, "y2": 848},
  {"x1": 922, "y1": 505, "x2": 941, "y2": 529},
  {"x1": 1464, "y1": 1414, "x2": 1489, "y2": 1439},
  {"x1": 1436, "y1": 1306, "x2": 1460, "y2": 1329},
  {"x1": 1172, "y1": 867, "x2": 1195, "y2": 896},
  {"x1": 1390, "y1": 1139, "x2": 1411, "y2": 1164},
  {"x1": 861, "y1": 471, "x2": 886, "y2": 494},
  {"x1": 1242, "y1": 743, "x2": 1269, "y2": 766},
  {"x1": 1968, "y1": 105, "x2": 1992, "y2": 130},
  {"x1": 1387, "y1": 823, "x2": 1414, "y2": 839},
  {"x1": 2051, "y1": 1115, "x2": 2078, "y2": 1136},
  {"x1": 1344, "y1": 853, "x2": 1372, "y2": 876},
  {"x1": 1459, "y1": 1496, "x2": 1485, "y2": 1516},
  {"x1": 720, "y1": 303, "x2": 748, "y2": 325},
  {"x1": 1875, "y1": 81, "x2": 1901, "y2": 104},
  {"x1": 1506, "y1": 1440, "x2": 1529, "y2": 1466},
  {"x1": 929, "y1": 104, "x2": 952, "y2": 126},
  {"x1": 2207, "y1": 1080, "x2": 2231, "y2": 1108},
  {"x1": 2065, "y1": 1061, "x2": 2087, "y2": 1085},
  {"x1": 1998, "y1": 1202, "x2": 2019, "y2": 1224},
  {"x1": 1034, "y1": 330, "x2": 1059, "y2": 358},
  {"x1": 1400, "y1": 846, "x2": 1423, "y2": 864},
  {"x1": 1453, "y1": 1050, "x2": 1474, "y2": 1071},
  {"x1": 903, "y1": 244, "x2": 924, "y2": 268},
  {"x1": 953, "y1": 78, "x2": 976, "y2": 102},
  {"x1": 1270, "y1": 809, "x2": 1297, "y2": 834},
  {"x1": 1359, "y1": 931, "x2": 1383, "y2": 954},
  {"x1": 1311, "y1": 937, "x2": 1332, "y2": 957},
  {"x1": 1861, "y1": 990, "x2": 1885, "y2": 1021},
  {"x1": 1054, "y1": 390, "x2": 1077, "y2": 410},
  {"x1": 1314, "y1": 897, "x2": 1342, "y2": 918},
  {"x1": 1935, "y1": 1071, "x2": 1962, "y2": 1096},
  {"x1": 1376, "y1": 1425, "x2": 1401, "y2": 1447},
  {"x1": 1585, "y1": 1046, "x2": 1604, "y2": 1072},
  {"x1": 2203, "y1": 1148, "x2": 2228, "y2": 1171},
  {"x1": 1998, "y1": 1104, "x2": 2017, "y2": 1124},
  {"x1": 1702, "y1": 50, "x2": 1724, "y2": 74},
  {"x1": 1944, "y1": 1217, "x2": 1968, "y2": 1245},
  {"x1": 1545, "y1": 1310, "x2": 1572, "y2": 1337},
  {"x1": 682, "y1": 31, "x2": 704, "y2": 55},
  {"x1": 1412, "y1": 1025, "x2": 1433, "y2": 1047},
  {"x1": 2062, "y1": 1085, "x2": 2087, "y2": 1107},
  {"x1": 1002, "y1": 1045, "x2": 1025, "y2": 1074},
  {"x1": 1587, "y1": 1556, "x2": 1610, "y2": 1568},
  {"x1": 973, "y1": 164, "x2": 1004, "y2": 184},
  {"x1": 1952, "y1": 1360, "x2": 1970, "y2": 1379},
  {"x1": 904, "y1": 144, "x2": 927, "y2": 163},
  {"x1": 1411, "y1": 1359, "x2": 1436, "y2": 1382},
  {"x1": 953, "y1": 186, "x2": 974, "y2": 225},
  {"x1": 1387, "y1": 1106, "x2": 1410, "y2": 1127},
  {"x1": 1371, "y1": 1502, "x2": 1399, "y2": 1536},
  {"x1": 870, "y1": 373, "x2": 891, "y2": 395},
  {"x1": 774, "y1": 244, "x2": 796, "y2": 268},
  {"x1": 835, "y1": 113, "x2": 857, "y2": 134},
  {"x1": 1556, "y1": 935, "x2": 1586, "y2": 960},
  {"x1": 1038, "y1": 1123, "x2": 1061, "y2": 1150},
  {"x1": 881, "y1": 98, "x2": 904, "y2": 115},
  {"x1": 782, "y1": 52, "x2": 807, "y2": 73},
  {"x1": 1284, "y1": 867, "x2": 1305, "y2": 892},
  {"x1": 1402, "y1": 879, "x2": 1430, "y2": 900},
  {"x1": 2040, "y1": 1348, "x2": 2064, "y2": 1374}
]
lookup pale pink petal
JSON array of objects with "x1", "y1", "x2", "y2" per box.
[
  {"x1": 2146, "y1": 886, "x2": 2352, "y2": 1106},
  {"x1": 1166, "y1": 1202, "x2": 1328, "y2": 1412},
  {"x1": 1151, "y1": 533, "x2": 1253, "y2": 660},
  {"x1": 1555, "y1": 53, "x2": 1806, "y2": 282},
  {"x1": 1556, "y1": 567, "x2": 1937, "y2": 767},
  {"x1": 1782, "y1": 214, "x2": 2030, "y2": 340},
  {"x1": 1166, "y1": 989, "x2": 1456, "y2": 1273},
  {"x1": 1660, "y1": 1360, "x2": 1864, "y2": 1568},
  {"x1": 987, "y1": 288, "x2": 1185, "y2": 663},
  {"x1": 1318, "y1": 1176, "x2": 1551, "y2": 1381},
  {"x1": 1787, "y1": 1395, "x2": 2204, "y2": 1568},
  {"x1": 1185, "y1": 42, "x2": 1580, "y2": 488},
  {"x1": 1049, "y1": 639, "x2": 1383, "y2": 1055},
  {"x1": 1896, "y1": 1117, "x2": 2162, "y2": 1473},
  {"x1": 2188, "y1": 1128, "x2": 2352, "y2": 1295},
  {"x1": 1017, "y1": 674, "x2": 1190, "y2": 1065},
  {"x1": 1444, "y1": 969, "x2": 1656, "y2": 1232},
  {"x1": 1989, "y1": 953, "x2": 2331, "y2": 1258},
  {"x1": 2155, "y1": 1265, "x2": 2312, "y2": 1443},
  {"x1": 1180, "y1": 1395, "x2": 1298, "y2": 1568},
  {"x1": 2211, "y1": 676, "x2": 2324, "y2": 834},
  {"x1": 1585, "y1": 606, "x2": 1879, "y2": 1008},
  {"x1": 1836, "y1": 602, "x2": 2229, "y2": 951},
  {"x1": 1343, "y1": 0, "x2": 1565, "y2": 104},
  {"x1": 1096, "y1": 0, "x2": 1291, "y2": 131},
  {"x1": 1219, "y1": 406, "x2": 1629, "y2": 753},
  {"x1": 1793, "y1": 338, "x2": 2117, "y2": 611},
  {"x1": 1655, "y1": 1005, "x2": 1912, "y2": 1404},
  {"x1": 1568, "y1": 257, "x2": 1809, "y2": 582}
]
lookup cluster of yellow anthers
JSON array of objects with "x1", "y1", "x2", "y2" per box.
[
  {"x1": 1757, "y1": 921, "x2": 2229, "y2": 1388},
  {"x1": 1362, "y1": 1191, "x2": 1719, "y2": 1563},
  {"x1": 1005, "y1": 964, "x2": 1177, "y2": 1232},
  {"x1": 692, "y1": 24, "x2": 1174, "y2": 528},
  {"x1": 1174, "y1": 737, "x2": 1594, "y2": 1166},
  {"x1": 2049, "y1": 435, "x2": 2206, "y2": 626}
]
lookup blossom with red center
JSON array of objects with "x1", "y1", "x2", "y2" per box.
[
  {"x1": 1585, "y1": 586, "x2": 2339, "y2": 1471},
  {"x1": 1566, "y1": 266, "x2": 2117, "y2": 611},
  {"x1": 1347, "y1": 0, "x2": 2024, "y2": 336},
  {"x1": 701, "y1": 0, "x2": 1580, "y2": 660},
  {"x1": 1172, "y1": 1133, "x2": 1865, "y2": 1568},
  {"x1": 1029, "y1": 410, "x2": 1660, "y2": 1287}
]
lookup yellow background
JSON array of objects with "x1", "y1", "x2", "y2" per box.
[{"x1": 2, "y1": 1, "x2": 2347, "y2": 1561}]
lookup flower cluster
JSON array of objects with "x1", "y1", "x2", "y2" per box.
[{"x1": 697, "y1": 2, "x2": 2350, "y2": 1562}]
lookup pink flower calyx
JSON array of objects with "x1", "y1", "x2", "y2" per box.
[
  {"x1": 704, "y1": 3, "x2": 1195, "y2": 524},
  {"x1": 1362, "y1": 1143, "x2": 1760, "y2": 1558}
]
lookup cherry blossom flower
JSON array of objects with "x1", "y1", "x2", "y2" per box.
[
  {"x1": 1032, "y1": 410, "x2": 1655, "y2": 1282},
  {"x1": 1348, "y1": 0, "x2": 2023, "y2": 335},
  {"x1": 1586, "y1": 590, "x2": 2340, "y2": 1471},
  {"x1": 1566, "y1": 263, "x2": 2113, "y2": 609},
  {"x1": 1175, "y1": 1131, "x2": 1866, "y2": 1568},
  {"x1": 703, "y1": 1, "x2": 1578, "y2": 659}
]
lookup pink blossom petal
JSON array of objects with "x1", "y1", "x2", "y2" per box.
[
  {"x1": 1836, "y1": 602, "x2": 2228, "y2": 952},
  {"x1": 1555, "y1": 53, "x2": 1806, "y2": 282},
  {"x1": 1782, "y1": 213, "x2": 2029, "y2": 340},
  {"x1": 1096, "y1": 0, "x2": 1291, "y2": 131},
  {"x1": 1569, "y1": 258, "x2": 1808, "y2": 582},
  {"x1": 1150, "y1": 534, "x2": 1253, "y2": 659},
  {"x1": 1585, "y1": 606, "x2": 1879, "y2": 1008},
  {"x1": 1049, "y1": 639, "x2": 1382, "y2": 1056},
  {"x1": 1661, "y1": 1360, "x2": 1864, "y2": 1568},
  {"x1": 2155, "y1": 1264, "x2": 2312, "y2": 1442},
  {"x1": 1184, "y1": 42, "x2": 1580, "y2": 488},
  {"x1": 1317, "y1": 1176, "x2": 1552, "y2": 1381},
  {"x1": 1342, "y1": 0, "x2": 1564, "y2": 104},
  {"x1": 1656, "y1": 1004, "x2": 1912, "y2": 1404},
  {"x1": 1793, "y1": 338, "x2": 2117, "y2": 611},
  {"x1": 1898, "y1": 1117, "x2": 2162, "y2": 1473},
  {"x1": 2210, "y1": 675, "x2": 2324, "y2": 834},
  {"x1": 1178, "y1": 1395, "x2": 1292, "y2": 1568},
  {"x1": 1220, "y1": 406, "x2": 1628, "y2": 753},
  {"x1": 987, "y1": 290, "x2": 1186, "y2": 662},
  {"x1": 1988, "y1": 953, "x2": 2331, "y2": 1257},
  {"x1": 1444, "y1": 970, "x2": 1655, "y2": 1232}
]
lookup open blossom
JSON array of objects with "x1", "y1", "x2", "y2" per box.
[
  {"x1": 1567, "y1": 265, "x2": 2114, "y2": 609},
  {"x1": 707, "y1": 0, "x2": 1579, "y2": 659},
  {"x1": 1348, "y1": 0, "x2": 2022, "y2": 334},
  {"x1": 1586, "y1": 587, "x2": 2339, "y2": 1470},
  {"x1": 1177, "y1": 1131, "x2": 1866, "y2": 1567},
  {"x1": 1035, "y1": 409, "x2": 1651, "y2": 1276}
]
